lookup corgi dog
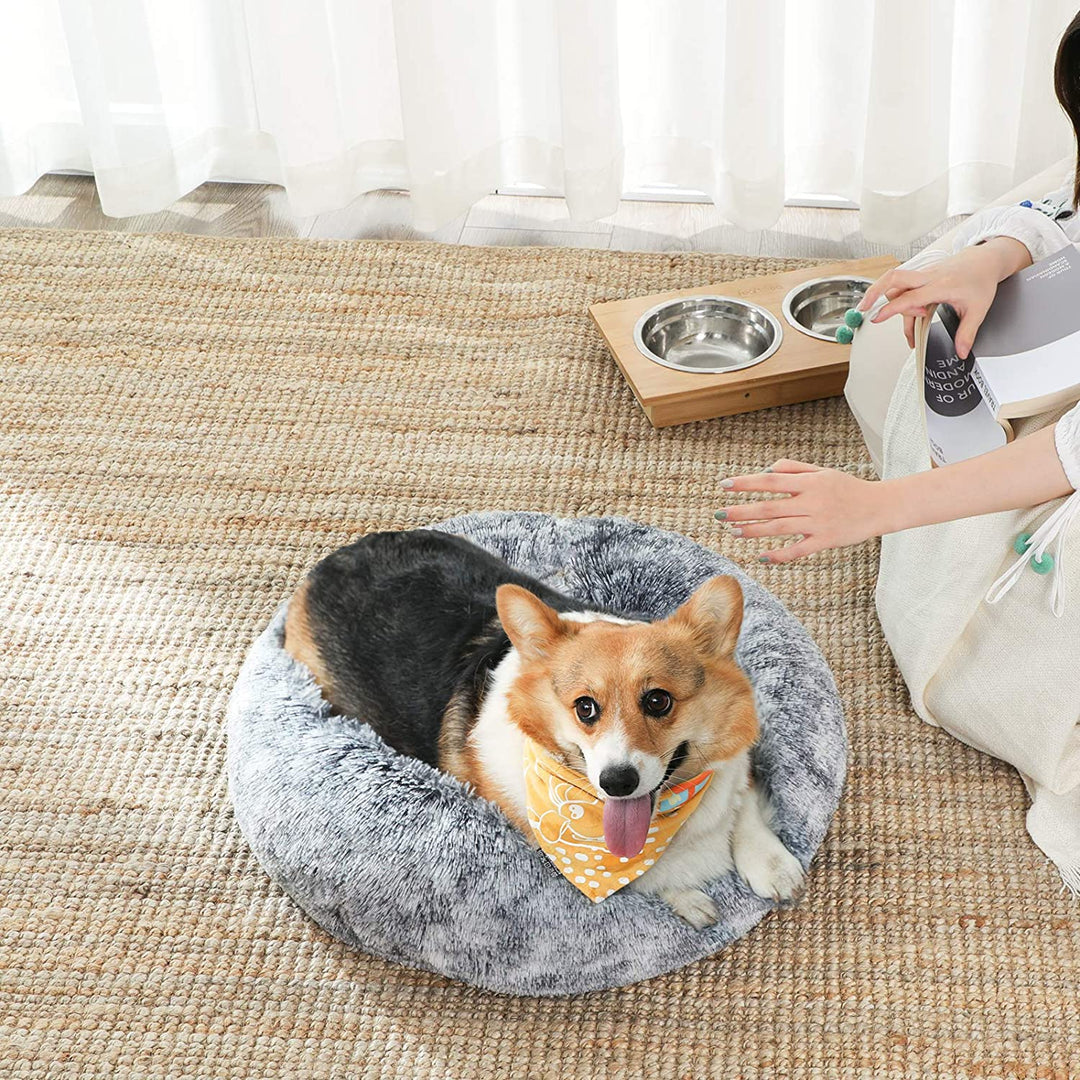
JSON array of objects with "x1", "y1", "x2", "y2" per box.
[{"x1": 284, "y1": 529, "x2": 804, "y2": 927}]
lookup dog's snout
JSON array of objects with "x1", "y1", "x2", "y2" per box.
[{"x1": 599, "y1": 764, "x2": 640, "y2": 797}]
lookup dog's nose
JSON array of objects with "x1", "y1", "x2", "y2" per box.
[{"x1": 599, "y1": 764, "x2": 640, "y2": 797}]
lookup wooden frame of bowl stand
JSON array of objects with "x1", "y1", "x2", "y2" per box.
[{"x1": 589, "y1": 255, "x2": 899, "y2": 428}]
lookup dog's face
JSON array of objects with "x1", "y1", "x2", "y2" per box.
[{"x1": 496, "y1": 576, "x2": 758, "y2": 803}]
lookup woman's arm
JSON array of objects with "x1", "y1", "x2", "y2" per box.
[
  {"x1": 716, "y1": 425, "x2": 1074, "y2": 564},
  {"x1": 730, "y1": 171, "x2": 1080, "y2": 563},
  {"x1": 857, "y1": 166, "x2": 1076, "y2": 353}
]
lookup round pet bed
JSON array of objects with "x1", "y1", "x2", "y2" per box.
[{"x1": 227, "y1": 512, "x2": 846, "y2": 996}]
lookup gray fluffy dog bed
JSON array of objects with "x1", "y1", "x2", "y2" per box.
[{"x1": 227, "y1": 513, "x2": 846, "y2": 996}]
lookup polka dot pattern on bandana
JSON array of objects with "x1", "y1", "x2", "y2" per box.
[{"x1": 522, "y1": 738, "x2": 713, "y2": 901}]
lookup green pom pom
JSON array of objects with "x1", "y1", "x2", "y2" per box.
[
  {"x1": 1014, "y1": 532, "x2": 1032, "y2": 555},
  {"x1": 844, "y1": 308, "x2": 864, "y2": 329},
  {"x1": 835, "y1": 325, "x2": 854, "y2": 344},
  {"x1": 1030, "y1": 551, "x2": 1055, "y2": 575}
]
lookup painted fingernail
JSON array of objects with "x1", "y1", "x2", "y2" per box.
[
  {"x1": 764, "y1": 467, "x2": 773, "y2": 473},
  {"x1": 719, "y1": 479, "x2": 735, "y2": 489},
  {"x1": 731, "y1": 527, "x2": 743, "y2": 537},
  {"x1": 714, "y1": 510, "x2": 727, "y2": 521},
  {"x1": 758, "y1": 554, "x2": 771, "y2": 563}
]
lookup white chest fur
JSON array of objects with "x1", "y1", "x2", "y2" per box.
[{"x1": 468, "y1": 646, "x2": 530, "y2": 810}]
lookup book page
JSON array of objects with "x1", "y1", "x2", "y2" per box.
[
  {"x1": 973, "y1": 325, "x2": 1080, "y2": 418},
  {"x1": 968, "y1": 247, "x2": 1080, "y2": 418}
]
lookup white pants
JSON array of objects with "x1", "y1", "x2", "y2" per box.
[{"x1": 843, "y1": 316, "x2": 1080, "y2": 890}]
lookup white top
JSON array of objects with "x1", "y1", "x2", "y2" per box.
[{"x1": 903, "y1": 168, "x2": 1080, "y2": 488}]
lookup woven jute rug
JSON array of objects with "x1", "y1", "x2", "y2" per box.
[{"x1": 1, "y1": 228, "x2": 1076, "y2": 1080}]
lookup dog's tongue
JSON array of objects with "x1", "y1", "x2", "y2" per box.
[{"x1": 602, "y1": 794, "x2": 653, "y2": 857}]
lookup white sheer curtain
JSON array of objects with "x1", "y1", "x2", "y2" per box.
[{"x1": 1, "y1": 0, "x2": 1075, "y2": 243}]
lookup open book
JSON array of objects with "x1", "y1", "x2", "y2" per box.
[{"x1": 917, "y1": 246, "x2": 1080, "y2": 466}]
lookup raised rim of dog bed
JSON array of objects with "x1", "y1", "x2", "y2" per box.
[{"x1": 226, "y1": 512, "x2": 846, "y2": 996}]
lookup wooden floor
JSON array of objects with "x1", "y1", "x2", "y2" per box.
[{"x1": 0, "y1": 173, "x2": 960, "y2": 260}]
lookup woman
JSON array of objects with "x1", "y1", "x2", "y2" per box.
[{"x1": 717, "y1": 14, "x2": 1080, "y2": 890}]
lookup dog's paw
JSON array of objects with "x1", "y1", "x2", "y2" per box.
[
  {"x1": 663, "y1": 888, "x2": 720, "y2": 929},
  {"x1": 736, "y1": 844, "x2": 805, "y2": 903}
]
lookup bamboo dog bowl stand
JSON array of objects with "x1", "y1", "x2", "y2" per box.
[{"x1": 590, "y1": 255, "x2": 898, "y2": 427}]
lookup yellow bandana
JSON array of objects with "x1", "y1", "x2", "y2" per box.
[{"x1": 522, "y1": 739, "x2": 713, "y2": 902}]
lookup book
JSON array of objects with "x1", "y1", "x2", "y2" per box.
[{"x1": 917, "y1": 246, "x2": 1080, "y2": 466}]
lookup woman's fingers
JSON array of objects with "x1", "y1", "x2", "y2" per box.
[
  {"x1": 857, "y1": 269, "x2": 926, "y2": 312},
  {"x1": 903, "y1": 307, "x2": 929, "y2": 349},
  {"x1": 727, "y1": 518, "x2": 807, "y2": 540},
  {"x1": 954, "y1": 303, "x2": 989, "y2": 359},
  {"x1": 719, "y1": 471, "x2": 807, "y2": 494},
  {"x1": 720, "y1": 499, "x2": 805, "y2": 524},
  {"x1": 857, "y1": 269, "x2": 897, "y2": 311},
  {"x1": 768, "y1": 458, "x2": 821, "y2": 474},
  {"x1": 871, "y1": 284, "x2": 939, "y2": 323}
]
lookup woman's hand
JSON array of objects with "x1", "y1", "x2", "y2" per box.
[
  {"x1": 715, "y1": 460, "x2": 891, "y2": 563},
  {"x1": 716, "y1": 426, "x2": 1074, "y2": 564},
  {"x1": 857, "y1": 236, "x2": 1032, "y2": 357}
]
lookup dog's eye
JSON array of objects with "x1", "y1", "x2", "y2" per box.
[
  {"x1": 574, "y1": 696, "x2": 601, "y2": 724},
  {"x1": 642, "y1": 689, "x2": 673, "y2": 718}
]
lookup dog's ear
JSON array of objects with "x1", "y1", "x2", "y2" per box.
[
  {"x1": 667, "y1": 575, "x2": 743, "y2": 658},
  {"x1": 496, "y1": 584, "x2": 568, "y2": 661}
]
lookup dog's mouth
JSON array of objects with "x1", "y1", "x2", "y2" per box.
[
  {"x1": 660, "y1": 740, "x2": 690, "y2": 787},
  {"x1": 601, "y1": 741, "x2": 690, "y2": 859}
]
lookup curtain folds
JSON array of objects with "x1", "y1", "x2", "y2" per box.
[{"x1": 0, "y1": 0, "x2": 1075, "y2": 242}]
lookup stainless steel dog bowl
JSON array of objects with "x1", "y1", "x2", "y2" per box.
[
  {"x1": 633, "y1": 295, "x2": 783, "y2": 374},
  {"x1": 781, "y1": 276, "x2": 873, "y2": 342}
]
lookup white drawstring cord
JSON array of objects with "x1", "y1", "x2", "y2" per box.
[{"x1": 986, "y1": 489, "x2": 1080, "y2": 617}]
